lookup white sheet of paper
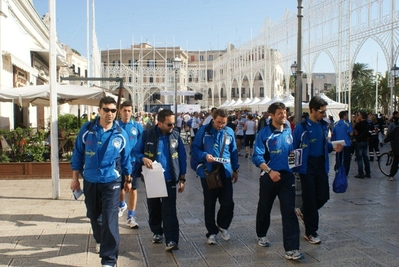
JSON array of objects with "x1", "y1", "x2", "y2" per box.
[
  {"x1": 142, "y1": 161, "x2": 168, "y2": 198},
  {"x1": 331, "y1": 140, "x2": 346, "y2": 148}
]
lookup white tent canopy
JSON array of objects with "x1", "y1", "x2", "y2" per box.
[
  {"x1": 0, "y1": 83, "x2": 117, "y2": 107},
  {"x1": 235, "y1": 97, "x2": 252, "y2": 107},
  {"x1": 262, "y1": 95, "x2": 284, "y2": 107},
  {"x1": 247, "y1": 97, "x2": 261, "y2": 106},
  {"x1": 219, "y1": 100, "x2": 230, "y2": 108}
]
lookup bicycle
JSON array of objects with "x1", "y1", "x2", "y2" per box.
[{"x1": 378, "y1": 150, "x2": 393, "y2": 176}]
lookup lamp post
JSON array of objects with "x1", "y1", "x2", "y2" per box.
[
  {"x1": 173, "y1": 56, "x2": 181, "y2": 115},
  {"x1": 390, "y1": 64, "x2": 399, "y2": 112},
  {"x1": 294, "y1": 0, "x2": 303, "y2": 120}
]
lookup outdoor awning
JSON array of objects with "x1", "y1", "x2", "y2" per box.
[{"x1": 2, "y1": 51, "x2": 38, "y2": 75}]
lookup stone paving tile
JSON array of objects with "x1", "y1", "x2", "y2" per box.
[{"x1": 0, "y1": 149, "x2": 399, "y2": 266}]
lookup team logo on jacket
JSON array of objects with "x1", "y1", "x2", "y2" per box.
[
  {"x1": 112, "y1": 137, "x2": 123, "y2": 149},
  {"x1": 225, "y1": 136, "x2": 232, "y2": 145},
  {"x1": 131, "y1": 127, "x2": 138, "y2": 136},
  {"x1": 285, "y1": 135, "x2": 292, "y2": 144},
  {"x1": 170, "y1": 139, "x2": 178, "y2": 148}
]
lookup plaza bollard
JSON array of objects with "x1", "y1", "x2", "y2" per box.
[{"x1": 294, "y1": 172, "x2": 302, "y2": 208}]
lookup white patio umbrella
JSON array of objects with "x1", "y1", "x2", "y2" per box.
[{"x1": 0, "y1": 83, "x2": 114, "y2": 107}]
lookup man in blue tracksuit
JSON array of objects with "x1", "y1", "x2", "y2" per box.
[
  {"x1": 292, "y1": 96, "x2": 342, "y2": 245},
  {"x1": 252, "y1": 102, "x2": 303, "y2": 260},
  {"x1": 117, "y1": 101, "x2": 144, "y2": 229},
  {"x1": 132, "y1": 109, "x2": 187, "y2": 252},
  {"x1": 331, "y1": 110, "x2": 353, "y2": 176},
  {"x1": 70, "y1": 96, "x2": 132, "y2": 267},
  {"x1": 192, "y1": 109, "x2": 239, "y2": 245}
]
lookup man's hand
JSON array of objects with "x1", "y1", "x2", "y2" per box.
[
  {"x1": 143, "y1": 157, "x2": 153, "y2": 169},
  {"x1": 70, "y1": 179, "x2": 81, "y2": 191},
  {"x1": 205, "y1": 154, "x2": 215, "y2": 163},
  {"x1": 124, "y1": 181, "x2": 132, "y2": 192},
  {"x1": 269, "y1": 171, "x2": 281, "y2": 182},
  {"x1": 335, "y1": 143, "x2": 344, "y2": 153},
  {"x1": 178, "y1": 181, "x2": 185, "y2": 193},
  {"x1": 232, "y1": 171, "x2": 238, "y2": 184}
]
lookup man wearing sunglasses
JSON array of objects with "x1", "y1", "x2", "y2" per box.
[
  {"x1": 70, "y1": 96, "x2": 132, "y2": 267},
  {"x1": 292, "y1": 96, "x2": 343, "y2": 245},
  {"x1": 132, "y1": 109, "x2": 187, "y2": 252}
]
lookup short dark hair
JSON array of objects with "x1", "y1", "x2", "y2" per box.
[
  {"x1": 339, "y1": 110, "x2": 347, "y2": 119},
  {"x1": 309, "y1": 95, "x2": 328, "y2": 111},
  {"x1": 212, "y1": 109, "x2": 228, "y2": 119},
  {"x1": 267, "y1": 102, "x2": 286, "y2": 115},
  {"x1": 99, "y1": 96, "x2": 117, "y2": 108},
  {"x1": 359, "y1": 110, "x2": 367, "y2": 119},
  {"x1": 120, "y1": 100, "x2": 133, "y2": 109},
  {"x1": 157, "y1": 109, "x2": 174, "y2": 122}
]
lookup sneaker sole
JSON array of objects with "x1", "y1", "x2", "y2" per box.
[
  {"x1": 285, "y1": 254, "x2": 304, "y2": 260},
  {"x1": 165, "y1": 246, "x2": 179, "y2": 251},
  {"x1": 304, "y1": 235, "x2": 321, "y2": 244},
  {"x1": 207, "y1": 241, "x2": 216, "y2": 245},
  {"x1": 258, "y1": 242, "x2": 270, "y2": 247}
]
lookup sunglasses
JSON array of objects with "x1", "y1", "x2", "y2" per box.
[
  {"x1": 164, "y1": 122, "x2": 175, "y2": 127},
  {"x1": 102, "y1": 108, "x2": 117, "y2": 113},
  {"x1": 317, "y1": 109, "x2": 327, "y2": 114}
]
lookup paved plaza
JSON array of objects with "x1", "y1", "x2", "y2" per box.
[{"x1": 0, "y1": 144, "x2": 399, "y2": 267}]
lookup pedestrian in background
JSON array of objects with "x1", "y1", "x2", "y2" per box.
[
  {"x1": 70, "y1": 96, "x2": 132, "y2": 267},
  {"x1": 252, "y1": 102, "x2": 304, "y2": 260},
  {"x1": 331, "y1": 110, "x2": 353, "y2": 176},
  {"x1": 354, "y1": 111, "x2": 371, "y2": 178}
]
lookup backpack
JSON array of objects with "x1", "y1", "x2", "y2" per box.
[{"x1": 186, "y1": 118, "x2": 193, "y2": 128}]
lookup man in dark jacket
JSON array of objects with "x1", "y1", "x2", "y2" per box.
[
  {"x1": 384, "y1": 125, "x2": 399, "y2": 181},
  {"x1": 132, "y1": 109, "x2": 187, "y2": 251},
  {"x1": 354, "y1": 111, "x2": 371, "y2": 178}
]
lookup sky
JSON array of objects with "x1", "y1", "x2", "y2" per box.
[{"x1": 33, "y1": 0, "x2": 388, "y2": 74}]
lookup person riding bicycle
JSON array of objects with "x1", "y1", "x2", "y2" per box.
[{"x1": 384, "y1": 123, "x2": 399, "y2": 181}]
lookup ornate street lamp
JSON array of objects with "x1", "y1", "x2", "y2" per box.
[
  {"x1": 173, "y1": 56, "x2": 182, "y2": 115},
  {"x1": 390, "y1": 64, "x2": 399, "y2": 112},
  {"x1": 291, "y1": 61, "x2": 298, "y2": 79}
]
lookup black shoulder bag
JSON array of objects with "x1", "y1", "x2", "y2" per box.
[{"x1": 204, "y1": 132, "x2": 227, "y2": 190}]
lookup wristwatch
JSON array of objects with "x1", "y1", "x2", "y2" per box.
[
  {"x1": 265, "y1": 167, "x2": 272, "y2": 174},
  {"x1": 234, "y1": 169, "x2": 239, "y2": 173},
  {"x1": 179, "y1": 178, "x2": 186, "y2": 183}
]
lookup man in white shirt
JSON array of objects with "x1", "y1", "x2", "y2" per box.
[
  {"x1": 176, "y1": 113, "x2": 183, "y2": 133},
  {"x1": 202, "y1": 107, "x2": 217, "y2": 126}
]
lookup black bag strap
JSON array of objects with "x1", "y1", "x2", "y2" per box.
[{"x1": 204, "y1": 131, "x2": 227, "y2": 173}]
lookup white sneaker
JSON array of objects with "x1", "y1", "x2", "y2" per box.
[
  {"x1": 95, "y1": 243, "x2": 100, "y2": 254},
  {"x1": 218, "y1": 227, "x2": 231, "y2": 241},
  {"x1": 118, "y1": 203, "x2": 127, "y2": 217},
  {"x1": 127, "y1": 217, "x2": 139, "y2": 228},
  {"x1": 257, "y1": 236, "x2": 270, "y2": 247},
  {"x1": 207, "y1": 234, "x2": 217, "y2": 245}
]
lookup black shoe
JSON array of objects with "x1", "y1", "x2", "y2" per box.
[
  {"x1": 152, "y1": 234, "x2": 163, "y2": 243},
  {"x1": 245, "y1": 153, "x2": 249, "y2": 158},
  {"x1": 354, "y1": 174, "x2": 364, "y2": 179},
  {"x1": 365, "y1": 173, "x2": 371, "y2": 178},
  {"x1": 380, "y1": 143, "x2": 384, "y2": 147},
  {"x1": 369, "y1": 158, "x2": 374, "y2": 162},
  {"x1": 165, "y1": 241, "x2": 179, "y2": 251}
]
